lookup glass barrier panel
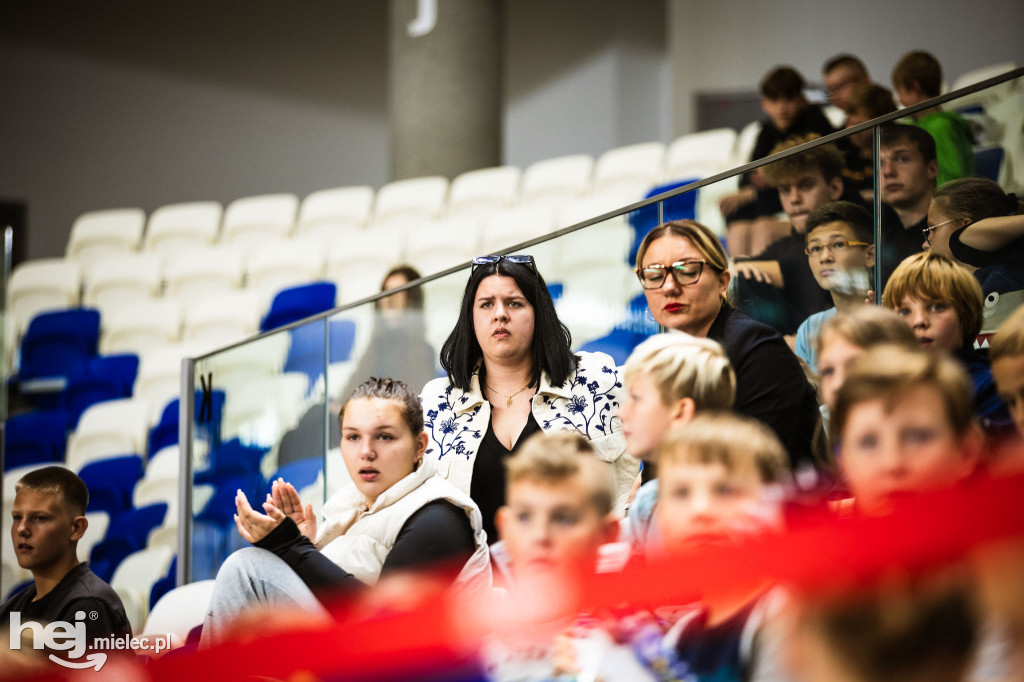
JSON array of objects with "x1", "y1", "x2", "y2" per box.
[
  {"x1": 179, "y1": 70, "x2": 1024, "y2": 583},
  {"x1": 876, "y1": 73, "x2": 1024, "y2": 347},
  {"x1": 188, "y1": 319, "x2": 327, "y2": 582}
]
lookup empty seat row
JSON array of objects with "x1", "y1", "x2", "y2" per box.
[{"x1": 61, "y1": 129, "x2": 742, "y2": 267}]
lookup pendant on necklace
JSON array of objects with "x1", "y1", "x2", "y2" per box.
[{"x1": 506, "y1": 397, "x2": 514, "y2": 408}]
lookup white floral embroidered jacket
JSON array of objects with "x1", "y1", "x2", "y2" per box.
[{"x1": 420, "y1": 351, "x2": 639, "y2": 510}]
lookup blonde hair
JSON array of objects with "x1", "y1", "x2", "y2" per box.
[
  {"x1": 881, "y1": 252, "x2": 984, "y2": 347},
  {"x1": 816, "y1": 305, "x2": 918, "y2": 359},
  {"x1": 634, "y1": 220, "x2": 730, "y2": 307},
  {"x1": 635, "y1": 220, "x2": 729, "y2": 274},
  {"x1": 990, "y1": 305, "x2": 1024, "y2": 361},
  {"x1": 831, "y1": 345, "x2": 975, "y2": 444},
  {"x1": 622, "y1": 333, "x2": 736, "y2": 410},
  {"x1": 656, "y1": 412, "x2": 789, "y2": 484},
  {"x1": 505, "y1": 431, "x2": 614, "y2": 515}
]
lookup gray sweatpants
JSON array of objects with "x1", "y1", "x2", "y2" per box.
[{"x1": 199, "y1": 547, "x2": 331, "y2": 648}]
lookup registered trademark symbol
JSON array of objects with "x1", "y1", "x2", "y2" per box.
[{"x1": 89, "y1": 611, "x2": 99, "y2": 621}]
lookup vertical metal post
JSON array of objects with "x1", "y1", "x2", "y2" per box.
[
  {"x1": 872, "y1": 125, "x2": 883, "y2": 304},
  {"x1": 177, "y1": 357, "x2": 197, "y2": 586}
]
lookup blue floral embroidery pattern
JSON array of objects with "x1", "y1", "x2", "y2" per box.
[
  {"x1": 540, "y1": 361, "x2": 621, "y2": 436},
  {"x1": 424, "y1": 384, "x2": 483, "y2": 461}
]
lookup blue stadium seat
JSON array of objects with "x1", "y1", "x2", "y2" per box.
[
  {"x1": 975, "y1": 146, "x2": 1004, "y2": 182},
  {"x1": 260, "y1": 281, "x2": 337, "y2": 332},
  {"x1": 78, "y1": 454, "x2": 145, "y2": 519},
  {"x1": 89, "y1": 502, "x2": 168, "y2": 582},
  {"x1": 267, "y1": 457, "x2": 323, "y2": 496},
  {"x1": 579, "y1": 328, "x2": 653, "y2": 366},
  {"x1": 284, "y1": 319, "x2": 356, "y2": 386},
  {"x1": 62, "y1": 354, "x2": 139, "y2": 428},
  {"x1": 194, "y1": 438, "x2": 269, "y2": 484},
  {"x1": 17, "y1": 308, "x2": 101, "y2": 383},
  {"x1": 195, "y1": 474, "x2": 265, "y2": 532},
  {"x1": 627, "y1": 179, "x2": 699, "y2": 265},
  {"x1": 3, "y1": 409, "x2": 67, "y2": 470},
  {"x1": 148, "y1": 389, "x2": 225, "y2": 456},
  {"x1": 149, "y1": 555, "x2": 177, "y2": 609}
]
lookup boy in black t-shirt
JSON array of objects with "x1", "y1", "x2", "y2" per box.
[
  {"x1": 731, "y1": 138, "x2": 849, "y2": 338},
  {"x1": 1, "y1": 467, "x2": 130, "y2": 664},
  {"x1": 720, "y1": 66, "x2": 838, "y2": 258}
]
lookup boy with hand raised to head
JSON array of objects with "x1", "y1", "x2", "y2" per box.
[{"x1": 1, "y1": 467, "x2": 130, "y2": 662}]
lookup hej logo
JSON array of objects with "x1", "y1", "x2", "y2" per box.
[{"x1": 9, "y1": 610, "x2": 107, "y2": 670}]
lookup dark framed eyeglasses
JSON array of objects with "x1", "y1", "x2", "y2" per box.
[
  {"x1": 635, "y1": 260, "x2": 708, "y2": 289},
  {"x1": 471, "y1": 254, "x2": 537, "y2": 274},
  {"x1": 921, "y1": 218, "x2": 959, "y2": 244},
  {"x1": 804, "y1": 239, "x2": 870, "y2": 257}
]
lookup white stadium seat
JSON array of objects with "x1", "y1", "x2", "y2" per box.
[
  {"x1": 66, "y1": 208, "x2": 146, "y2": 272},
  {"x1": 144, "y1": 201, "x2": 223, "y2": 258}
]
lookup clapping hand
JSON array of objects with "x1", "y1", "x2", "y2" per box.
[{"x1": 270, "y1": 477, "x2": 318, "y2": 541}]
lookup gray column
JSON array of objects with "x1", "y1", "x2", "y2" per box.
[{"x1": 389, "y1": 0, "x2": 501, "y2": 180}]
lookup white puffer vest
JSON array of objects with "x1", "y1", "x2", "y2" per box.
[{"x1": 314, "y1": 458, "x2": 491, "y2": 592}]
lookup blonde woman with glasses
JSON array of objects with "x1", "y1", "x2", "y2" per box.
[{"x1": 634, "y1": 220, "x2": 829, "y2": 481}]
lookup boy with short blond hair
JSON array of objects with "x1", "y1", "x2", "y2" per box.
[
  {"x1": 483, "y1": 432, "x2": 623, "y2": 681},
  {"x1": 882, "y1": 252, "x2": 1010, "y2": 432},
  {"x1": 619, "y1": 334, "x2": 736, "y2": 563},
  {"x1": 990, "y1": 305, "x2": 1024, "y2": 439},
  {"x1": 612, "y1": 413, "x2": 790, "y2": 681},
  {"x1": 495, "y1": 431, "x2": 618, "y2": 583},
  {"x1": 832, "y1": 345, "x2": 981, "y2": 516}
]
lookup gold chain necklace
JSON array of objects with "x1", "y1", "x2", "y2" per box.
[{"x1": 486, "y1": 382, "x2": 531, "y2": 408}]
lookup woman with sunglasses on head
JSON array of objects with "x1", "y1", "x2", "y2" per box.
[
  {"x1": 922, "y1": 178, "x2": 1024, "y2": 341},
  {"x1": 420, "y1": 254, "x2": 637, "y2": 543},
  {"x1": 635, "y1": 220, "x2": 829, "y2": 480}
]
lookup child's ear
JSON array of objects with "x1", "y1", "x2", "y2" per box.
[
  {"x1": 494, "y1": 506, "x2": 510, "y2": 543},
  {"x1": 828, "y1": 175, "x2": 844, "y2": 201},
  {"x1": 70, "y1": 515, "x2": 88, "y2": 543},
  {"x1": 865, "y1": 244, "x2": 876, "y2": 269},
  {"x1": 670, "y1": 397, "x2": 697, "y2": 428}
]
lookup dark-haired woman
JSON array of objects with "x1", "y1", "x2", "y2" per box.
[{"x1": 421, "y1": 255, "x2": 636, "y2": 542}]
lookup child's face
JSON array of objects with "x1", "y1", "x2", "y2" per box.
[
  {"x1": 895, "y1": 295, "x2": 963, "y2": 354},
  {"x1": 992, "y1": 353, "x2": 1024, "y2": 438},
  {"x1": 761, "y1": 96, "x2": 805, "y2": 132},
  {"x1": 497, "y1": 475, "x2": 614, "y2": 578},
  {"x1": 774, "y1": 171, "x2": 843, "y2": 232},
  {"x1": 818, "y1": 331, "x2": 865, "y2": 410},
  {"x1": 894, "y1": 83, "x2": 924, "y2": 108},
  {"x1": 840, "y1": 383, "x2": 975, "y2": 516},
  {"x1": 880, "y1": 142, "x2": 937, "y2": 210},
  {"x1": 656, "y1": 461, "x2": 768, "y2": 550},
  {"x1": 805, "y1": 220, "x2": 873, "y2": 292},
  {"x1": 923, "y1": 201, "x2": 964, "y2": 259},
  {"x1": 10, "y1": 489, "x2": 80, "y2": 573},
  {"x1": 620, "y1": 372, "x2": 687, "y2": 461}
]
